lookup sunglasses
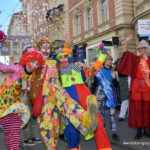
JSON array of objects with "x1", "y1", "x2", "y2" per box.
[{"x1": 137, "y1": 47, "x2": 147, "y2": 50}]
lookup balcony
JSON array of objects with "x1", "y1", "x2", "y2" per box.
[{"x1": 46, "y1": 4, "x2": 64, "y2": 21}]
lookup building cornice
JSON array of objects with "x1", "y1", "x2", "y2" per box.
[
  {"x1": 72, "y1": 23, "x2": 132, "y2": 45},
  {"x1": 131, "y1": 9, "x2": 150, "y2": 26}
]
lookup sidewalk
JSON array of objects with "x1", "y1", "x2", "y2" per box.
[{"x1": 0, "y1": 110, "x2": 150, "y2": 150}]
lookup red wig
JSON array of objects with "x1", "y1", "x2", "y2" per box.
[{"x1": 20, "y1": 48, "x2": 45, "y2": 67}]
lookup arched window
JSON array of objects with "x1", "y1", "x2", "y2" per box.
[
  {"x1": 86, "y1": 7, "x2": 93, "y2": 30},
  {"x1": 101, "y1": 0, "x2": 109, "y2": 23},
  {"x1": 74, "y1": 15, "x2": 81, "y2": 36}
]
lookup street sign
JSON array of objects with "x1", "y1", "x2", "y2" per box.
[{"x1": 138, "y1": 19, "x2": 150, "y2": 34}]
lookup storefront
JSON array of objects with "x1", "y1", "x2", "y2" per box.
[{"x1": 86, "y1": 38, "x2": 119, "y2": 66}]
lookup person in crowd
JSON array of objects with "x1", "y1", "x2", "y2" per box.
[
  {"x1": 117, "y1": 35, "x2": 150, "y2": 139},
  {"x1": 95, "y1": 56, "x2": 120, "y2": 141},
  {"x1": 111, "y1": 63, "x2": 121, "y2": 109},
  {"x1": 18, "y1": 46, "x2": 42, "y2": 146},
  {"x1": 116, "y1": 58, "x2": 129, "y2": 121},
  {"x1": 0, "y1": 48, "x2": 45, "y2": 150},
  {"x1": 54, "y1": 44, "x2": 112, "y2": 150},
  {"x1": 29, "y1": 39, "x2": 111, "y2": 150}
]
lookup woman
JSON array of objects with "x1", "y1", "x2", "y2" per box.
[
  {"x1": 117, "y1": 35, "x2": 150, "y2": 139},
  {"x1": 0, "y1": 48, "x2": 44, "y2": 150}
]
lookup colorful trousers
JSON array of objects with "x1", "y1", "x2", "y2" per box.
[
  {"x1": 96, "y1": 86, "x2": 117, "y2": 135},
  {"x1": 0, "y1": 114, "x2": 22, "y2": 150},
  {"x1": 66, "y1": 84, "x2": 112, "y2": 150},
  {"x1": 38, "y1": 88, "x2": 90, "y2": 150}
]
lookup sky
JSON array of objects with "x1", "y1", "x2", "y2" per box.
[
  {"x1": 0, "y1": 0, "x2": 22, "y2": 33},
  {"x1": 0, "y1": 0, "x2": 21, "y2": 64}
]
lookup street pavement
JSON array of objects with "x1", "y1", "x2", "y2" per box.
[{"x1": 0, "y1": 110, "x2": 150, "y2": 150}]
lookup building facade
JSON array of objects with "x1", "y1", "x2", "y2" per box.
[
  {"x1": 68, "y1": 0, "x2": 135, "y2": 64},
  {"x1": 7, "y1": 11, "x2": 26, "y2": 36},
  {"x1": 19, "y1": 0, "x2": 70, "y2": 47},
  {"x1": 68, "y1": 0, "x2": 150, "y2": 65},
  {"x1": 46, "y1": 0, "x2": 69, "y2": 44},
  {"x1": 132, "y1": 0, "x2": 150, "y2": 42},
  {"x1": 7, "y1": 0, "x2": 150, "y2": 64}
]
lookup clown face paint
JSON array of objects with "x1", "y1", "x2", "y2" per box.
[
  {"x1": 41, "y1": 43, "x2": 51, "y2": 59},
  {"x1": 26, "y1": 60, "x2": 39, "y2": 72},
  {"x1": 59, "y1": 54, "x2": 69, "y2": 67}
]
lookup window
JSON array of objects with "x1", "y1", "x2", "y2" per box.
[
  {"x1": 86, "y1": 7, "x2": 93, "y2": 30},
  {"x1": 74, "y1": 15, "x2": 81, "y2": 36},
  {"x1": 101, "y1": 0, "x2": 109, "y2": 23}
]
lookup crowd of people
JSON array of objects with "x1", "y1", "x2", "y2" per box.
[{"x1": 0, "y1": 34, "x2": 150, "y2": 150}]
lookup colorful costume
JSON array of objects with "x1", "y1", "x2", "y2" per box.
[
  {"x1": 0, "y1": 49, "x2": 44, "y2": 150},
  {"x1": 55, "y1": 48, "x2": 111, "y2": 150},
  {"x1": 30, "y1": 59, "x2": 96, "y2": 150},
  {"x1": 95, "y1": 67, "x2": 118, "y2": 135},
  {"x1": 117, "y1": 51, "x2": 150, "y2": 129}
]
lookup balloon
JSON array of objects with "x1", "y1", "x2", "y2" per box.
[
  {"x1": 0, "y1": 30, "x2": 6, "y2": 42},
  {"x1": 98, "y1": 43, "x2": 104, "y2": 50},
  {"x1": 96, "y1": 49, "x2": 101, "y2": 53}
]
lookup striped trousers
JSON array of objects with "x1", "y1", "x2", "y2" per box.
[{"x1": 0, "y1": 114, "x2": 22, "y2": 150}]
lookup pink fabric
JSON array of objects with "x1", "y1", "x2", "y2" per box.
[
  {"x1": 0, "y1": 63, "x2": 23, "y2": 86},
  {"x1": 0, "y1": 114, "x2": 22, "y2": 150}
]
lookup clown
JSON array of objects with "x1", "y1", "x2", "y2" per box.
[
  {"x1": 30, "y1": 39, "x2": 100, "y2": 150},
  {"x1": 0, "y1": 48, "x2": 44, "y2": 150},
  {"x1": 54, "y1": 46, "x2": 112, "y2": 150}
]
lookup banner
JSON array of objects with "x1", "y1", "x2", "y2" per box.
[
  {"x1": 138, "y1": 19, "x2": 150, "y2": 34},
  {"x1": 75, "y1": 47, "x2": 86, "y2": 62},
  {"x1": 0, "y1": 41, "x2": 10, "y2": 55}
]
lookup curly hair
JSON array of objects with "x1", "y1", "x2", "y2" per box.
[{"x1": 35, "y1": 38, "x2": 54, "y2": 50}]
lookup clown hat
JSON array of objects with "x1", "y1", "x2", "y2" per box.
[{"x1": 54, "y1": 43, "x2": 73, "y2": 60}]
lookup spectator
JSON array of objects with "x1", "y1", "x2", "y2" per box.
[
  {"x1": 116, "y1": 58, "x2": 129, "y2": 121},
  {"x1": 95, "y1": 56, "x2": 120, "y2": 141}
]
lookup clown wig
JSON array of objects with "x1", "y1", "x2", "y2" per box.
[{"x1": 20, "y1": 48, "x2": 45, "y2": 67}]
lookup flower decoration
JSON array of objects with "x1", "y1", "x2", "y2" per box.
[
  {"x1": 0, "y1": 30, "x2": 6, "y2": 42},
  {"x1": 96, "y1": 43, "x2": 108, "y2": 54}
]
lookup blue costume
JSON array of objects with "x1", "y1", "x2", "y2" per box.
[{"x1": 95, "y1": 67, "x2": 117, "y2": 135}]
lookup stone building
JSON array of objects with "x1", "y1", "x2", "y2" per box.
[
  {"x1": 68, "y1": 0, "x2": 150, "y2": 64},
  {"x1": 19, "y1": 0, "x2": 69, "y2": 48},
  {"x1": 7, "y1": 0, "x2": 150, "y2": 63},
  {"x1": 7, "y1": 11, "x2": 26, "y2": 36},
  {"x1": 45, "y1": 0, "x2": 69, "y2": 48}
]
